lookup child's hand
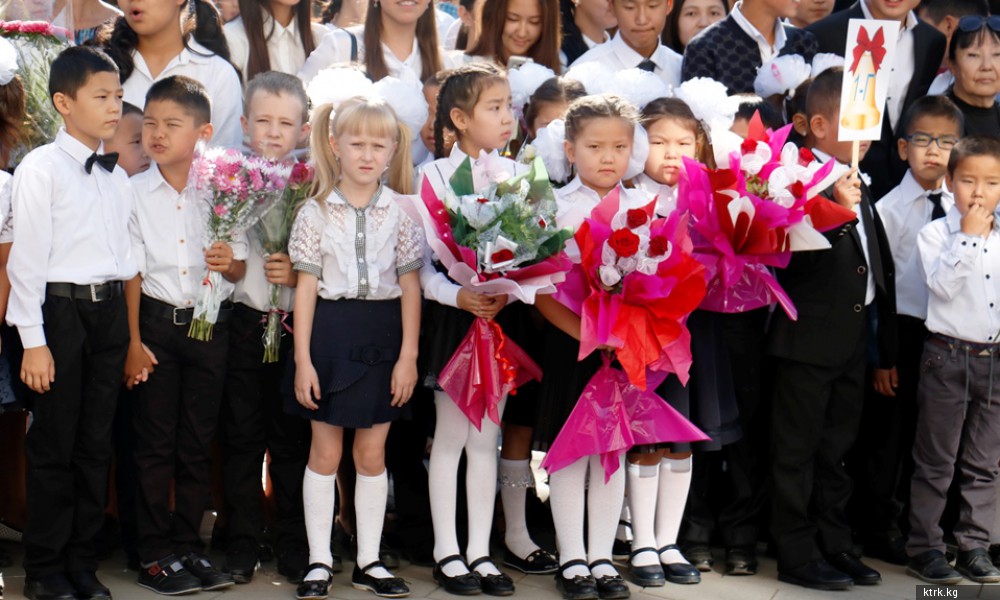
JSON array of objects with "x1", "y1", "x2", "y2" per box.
[
  {"x1": 264, "y1": 252, "x2": 298, "y2": 287},
  {"x1": 390, "y1": 357, "x2": 418, "y2": 407},
  {"x1": 961, "y1": 203, "x2": 995, "y2": 238},
  {"x1": 295, "y1": 361, "x2": 321, "y2": 410},
  {"x1": 480, "y1": 294, "x2": 508, "y2": 321},
  {"x1": 873, "y1": 367, "x2": 898, "y2": 397},
  {"x1": 457, "y1": 288, "x2": 489, "y2": 316},
  {"x1": 205, "y1": 241, "x2": 235, "y2": 274},
  {"x1": 124, "y1": 341, "x2": 158, "y2": 390},
  {"x1": 21, "y1": 345, "x2": 55, "y2": 393},
  {"x1": 833, "y1": 168, "x2": 862, "y2": 209}
]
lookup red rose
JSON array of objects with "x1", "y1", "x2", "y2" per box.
[
  {"x1": 648, "y1": 235, "x2": 670, "y2": 257},
  {"x1": 538, "y1": 217, "x2": 546, "y2": 228},
  {"x1": 789, "y1": 181, "x2": 805, "y2": 198},
  {"x1": 289, "y1": 161, "x2": 314, "y2": 186},
  {"x1": 608, "y1": 228, "x2": 641, "y2": 258},
  {"x1": 798, "y1": 147, "x2": 815, "y2": 166},
  {"x1": 626, "y1": 208, "x2": 648, "y2": 229},
  {"x1": 491, "y1": 249, "x2": 514, "y2": 263},
  {"x1": 741, "y1": 138, "x2": 757, "y2": 154},
  {"x1": 477, "y1": 196, "x2": 489, "y2": 204}
]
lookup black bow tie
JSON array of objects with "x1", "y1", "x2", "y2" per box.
[
  {"x1": 637, "y1": 59, "x2": 657, "y2": 72},
  {"x1": 84, "y1": 151, "x2": 119, "y2": 174}
]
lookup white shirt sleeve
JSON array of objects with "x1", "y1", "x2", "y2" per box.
[
  {"x1": 299, "y1": 29, "x2": 351, "y2": 84},
  {"x1": 208, "y1": 59, "x2": 245, "y2": 148},
  {"x1": 7, "y1": 163, "x2": 53, "y2": 347},
  {"x1": 223, "y1": 19, "x2": 250, "y2": 76}
]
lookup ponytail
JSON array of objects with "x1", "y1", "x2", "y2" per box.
[
  {"x1": 309, "y1": 103, "x2": 340, "y2": 204},
  {"x1": 388, "y1": 123, "x2": 414, "y2": 194}
]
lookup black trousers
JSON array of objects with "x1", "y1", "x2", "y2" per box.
[
  {"x1": 770, "y1": 329, "x2": 867, "y2": 569},
  {"x1": 221, "y1": 303, "x2": 309, "y2": 554},
  {"x1": 847, "y1": 315, "x2": 927, "y2": 538},
  {"x1": 133, "y1": 306, "x2": 229, "y2": 562},
  {"x1": 22, "y1": 294, "x2": 128, "y2": 578}
]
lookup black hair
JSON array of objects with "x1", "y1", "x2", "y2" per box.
[
  {"x1": 898, "y1": 95, "x2": 964, "y2": 138},
  {"x1": 49, "y1": 45, "x2": 120, "y2": 101},
  {"x1": 949, "y1": 18, "x2": 1000, "y2": 60},
  {"x1": 433, "y1": 63, "x2": 507, "y2": 158},
  {"x1": 947, "y1": 133, "x2": 1000, "y2": 174},
  {"x1": 102, "y1": 0, "x2": 233, "y2": 84},
  {"x1": 918, "y1": 0, "x2": 989, "y2": 24},
  {"x1": 145, "y1": 75, "x2": 212, "y2": 125},
  {"x1": 564, "y1": 94, "x2": 638, "y2": 143},
  {"x1": 734, "y1": 94, "x2": 785, "y2": 130},
  {"x1": 321, "y1": 0, "x2": 342, "y2": 23},
  {"x1": 524, "y1": 76, "x2": 586, "y2": 133},
  {"x1": 805, "y1": 66, "x2": 843, "y2": 121},
  {"x1": 122, "y1": 101, "x2": 143, "y2": 118}
]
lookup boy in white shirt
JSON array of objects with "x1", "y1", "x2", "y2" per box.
[{"x1": 9, "y1": 46, "x2": 137, "y2": 600}]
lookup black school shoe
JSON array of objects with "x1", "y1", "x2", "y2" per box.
[
  {"x1": 136, "y1": 555, "x2": 203, "y2": 596},
  {"x1": 658, "y1": 545, "x2": 700, "y2": 584},
  {"x1": 224, "y1": 538, "x2": 259, "y2": 584},
  {"x1": 432, "y1": 555, "x2": 481, "y2": 595},
  {"x1": 626, "y1": 548, "x2": 665, "y2": 587},
  {"x1": 826, "y1": 551, "x2": 881, "y2": 585},
  {"x1": 181, "y1": 552, "x2": 235, "y2": 591},
  {"x1": 725, "y1": 546, "x2": 758, "y2": 576},
  {"x1": 554, "y1": 560, "x2": 598, "y2": 600},
  {"x1": 503, "y1": 547, "x2": 558, "y2": 575},
  {"x1": 906, "y1": 549, "x2": 963, "y2": 585},
  {"x1": 352, "y1": 561, "x2": 410, "y2": 598},
  {"x1": 589, "y1": 560, "x2": 630, "y2": 599},
  {"x1": 68, "y1": 571, "x2": 112, "y2": 599},
  {"x1": 296, "y1": 563, "x2": 334, "y2": 600},
  {"x1": 777, "y1": 558, "x2": 853, "y2": 591},
  {"x1": 23, "y1": 574, "x2": 77, "y2": 600},
  {"x1": 681, "y1": 543, "x2": 714, "y2": 572},
  {"x1": 957, "y1": 548, "x2": 1000, "y2": 583},
  {"x1": 469, "y1": 557, "x2": 514, "y2": 596},
  {"x1": 278, "y1": 545, "x2": 311, "y2": 583}
]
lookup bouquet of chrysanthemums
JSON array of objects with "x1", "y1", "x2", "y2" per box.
[
  {"x1": 188, "y1": 147, "x2": 291, "y2": 341},
  {"x1": 402, "y1": 153, "x2": 573, "y2": 429},
  {"x1": 0, "y1": 19, "x2": 69, "y2": 165},
  {"x1": 678, "y1": 113, "x2": 858, "y2": 319},
  {"x1": 255, "y1": 160, "x2": 313, "y2": 362}
]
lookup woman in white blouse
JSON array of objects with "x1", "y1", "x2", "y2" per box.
[{"x1": 224, "y1": 0, "x2": 329, "y2": 81}]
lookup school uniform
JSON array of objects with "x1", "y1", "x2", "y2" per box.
[
  {"x1": 221, "y1": 232, "x2": 309, "y2": 561},
  {"x1": 121, "y1": 40, "x2": 244, "y2": 148},
  {"x1": 570, "y1": 31, "x2": 683, "y2": 88},
  {"x1": 7, "y1": 129, "x2": 136, "y2": 577},
  {"x1": 807, "y1": 1, "x2": 946, "y2": 200},
  {"x1": 128, "y1": 164, "x2": 248, "y2": 563},
  {"x1": 224, "y1": 11, "x2": 330, "y2": 77},
  {"x1": 285, "y1": 186, "x2": 423, "y2": 427},
  {"x1": 682, "y1": 5, "x2": 818, "y2": 94},
  {"x1": 767, "y1": 150, "x2": 897, "y2": 573},
  {"x1": 908, "y1": 209, "x2": 1000, "y2": 557}
]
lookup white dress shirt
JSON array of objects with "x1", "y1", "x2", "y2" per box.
[
  {"x1": 570, "y1": 32, "x2": 683, "y2": 88},
  {"x1": 0, "y1": 171, "x2": 11, "y2": 244},
  {"x1": 289, "y1": 186, "x2": 424, "y2": 301},
  {"x1": 224, "y1": 12, "x2": 330, "y2": 77},
  {"x1": 731, "y1": 0, "x2": 787, "y2": 63},
  {"x1": 444, "y1": 18, "x2": 462, "y2": 51},
  {"x1": 634, "y1": 173, "x2": 677, "y2": 217},
  {"x1": 7, "y1": 130, "x2": 138, "y2": 348},
  {"x1": 129, "y1": 165, "x2": 249, "y2": 309},
  {"x1": 919, "y1": 207, "x2": 1000, "y2": 343},
  {"x1": 232, "y1": 231, "x2": 295, "y2": 313},
  {"x1": 436, "y1": 8, "x2": 456, "y2": 44},
  {"x1": 860, "y1": 0, "x2": 917, "y2": 131},
  {"x1": 122, "y1": 41, "x2": 244, "y2": 148},
  {"x1": 876, "y1": 170, "x2": 953, "y2": 320}
]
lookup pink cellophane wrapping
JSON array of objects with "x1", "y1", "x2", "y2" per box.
[{"x1": 540, "y1": 360, "x2": 709, "y2": 482}]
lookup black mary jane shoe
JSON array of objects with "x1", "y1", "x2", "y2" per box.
[
  {"x1": 554, "y1": 560, "x2": 598, "y2": 600},
  {"x1": 296, "y1": 563, "x2": 335, "y2": 600},
  {"x1": 503, "y1": 547, "x2": 559, "y2": 575},
  {"x1": 589, "y1": 560, "x2": 630, "y2": 600},
  {"x1": 626, "y1": 548, "x2": 665, "y2": 587},
  {"x1": 352, "y1": 561, "x2": 410, "y2": 598},
  {"x1": 433, "y1": 554, "x2": 482, "y2": 595},
  {"x1": 658, "y1": 546, "x2": 701, "y2": 585},
  {"x1": 469, "y1": 557, "x2": 514, "y2": 596}
]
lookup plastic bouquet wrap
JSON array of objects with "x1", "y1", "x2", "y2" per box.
[
  {"x1": 541, "y1": 190, "x2": 709, "y2": 480},
  {"x1": 402, "y1": 153, "x2": 573, "y2": 430},
  {"x1": 677, "y1": 113, "x2": 858, "y2": 318},
  {"x1": 0, "y1": 19, "x2": 69, "y2": 165},
  {"x1": 255, "y1": 160, "x2": 313, "y2": 362},
  {"x1": 188, "y1": 146, "x2": 291, "y2": 341}
]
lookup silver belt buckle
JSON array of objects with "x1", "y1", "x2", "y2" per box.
[
  {"x1": 89, "y1": 284, "x2": 100, "y2": 303},
  {"x1": 172, "y1": 307, "x2": 185, "y2": 326}
]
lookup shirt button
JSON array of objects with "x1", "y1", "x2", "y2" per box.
[
  {"x1": 176, "y1": 205, "x2": 182, "y2": 210},
  {"x1": 357, "y1": 232, "x2": 363, "y2": 239},
  {"x1": 857, "y1": 265, "x2": 866, "y2": 275},
  {"x1": 181, "y1": 269, "x2": 187, "y2": 275},
  {"x1": 853, "y1": 304, "x2": 863, "y2": 313},
  {"x1": 962, "y1": 241, "x2": 968, "y2": 246},
  {"x1": 180, "y1": 239, "x2": 185, "y2": 244},
  {"x1": 186, "y1": 300, "x2": 192, "y2": 306},
  {"x1": 360, "y1": 279, "x2": 367, "y2": 285}
]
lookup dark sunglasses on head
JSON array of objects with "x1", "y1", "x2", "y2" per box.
[{"x1": 957, "y1": 15, "x2": 1000, "y2": 33}]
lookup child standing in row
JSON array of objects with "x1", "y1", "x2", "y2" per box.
[
  {"x1": 9, "y1": 46, "x2": 136, "y2": 600},
  {"x1": 126, "y1": 75, "x2": 244, "y2": 596},
  {"x1": 288, "y1": 96, "x2": 422, "y2": 600}
]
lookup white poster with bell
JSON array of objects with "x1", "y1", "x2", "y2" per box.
[{"x1": 838, "y1": 18, "x2": 899, "y2": 160}]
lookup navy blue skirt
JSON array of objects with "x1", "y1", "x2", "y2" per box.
[{"x1": 284, "y1": 298, "x2": 409, "y2": 428}]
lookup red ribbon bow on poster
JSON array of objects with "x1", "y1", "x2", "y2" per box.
[{"x1": 850, "y1": 26, "x2": 886, "y2": 73}]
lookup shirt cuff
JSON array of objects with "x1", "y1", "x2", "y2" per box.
[
  {"x1": 397, "y1": 258, "x2": 423, "y2": 277},
  {"x1": 951, "y1": 233, "x2": 982, "y2": 262},
  {"x1": 437, "y1": 283, "x2": 460, "y2": 308},
  {"x1": 18, "y1": 324, "x2": 46, "y2": 349},
  {"x1": 294, "y1": 262, "x2": 322, "y2": 278}
]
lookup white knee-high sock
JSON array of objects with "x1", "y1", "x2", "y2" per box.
[
  {"x1": 588, "y1": 454, "x2": 625, "y2": 578},
  {"x1": 355, "y1": 470, "x2": 392, "y2": 579},
  {"x1": 500, "y1": 458, "x2": 541, "y2": 559},
  {"x1": 465, "y1": 398, "x2": 504, "y2": 576},
  {"x1": 627, "y1": 462, "x2": 660, "y2": 567},
  {"x1": 548, "y1": 457, "x2": 589, "y2": 578},
  {"x1": 616, "y1": 503, "x2": 632, "y2": 542},
  {"x1": 656, "y1": 457, "x2": 692, "y2": 565},
  {"x1": 303, "y1": 467, "x2": 336, "y2": 581},
  {"x1": 429, "y1": 391, "x2": 471, "y2": 577}
]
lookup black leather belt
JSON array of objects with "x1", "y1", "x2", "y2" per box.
[
  {"x1": 141, "y1": 296, "x2": 233, "y2": 326},
  {"x1": 46, "y1": 281, "x2": 123, "y2": 302}
]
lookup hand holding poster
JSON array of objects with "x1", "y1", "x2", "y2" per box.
[{"x1": 838, "y1": 19, "x2": 899, "y2": 147}]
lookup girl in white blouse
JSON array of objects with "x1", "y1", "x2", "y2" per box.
[
  {"x1": 287, "y1": 97, "x2": 422, "y2": 599},
  {"x1": 223, "y1": 0, "x2": 328, "y2": 81}
]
